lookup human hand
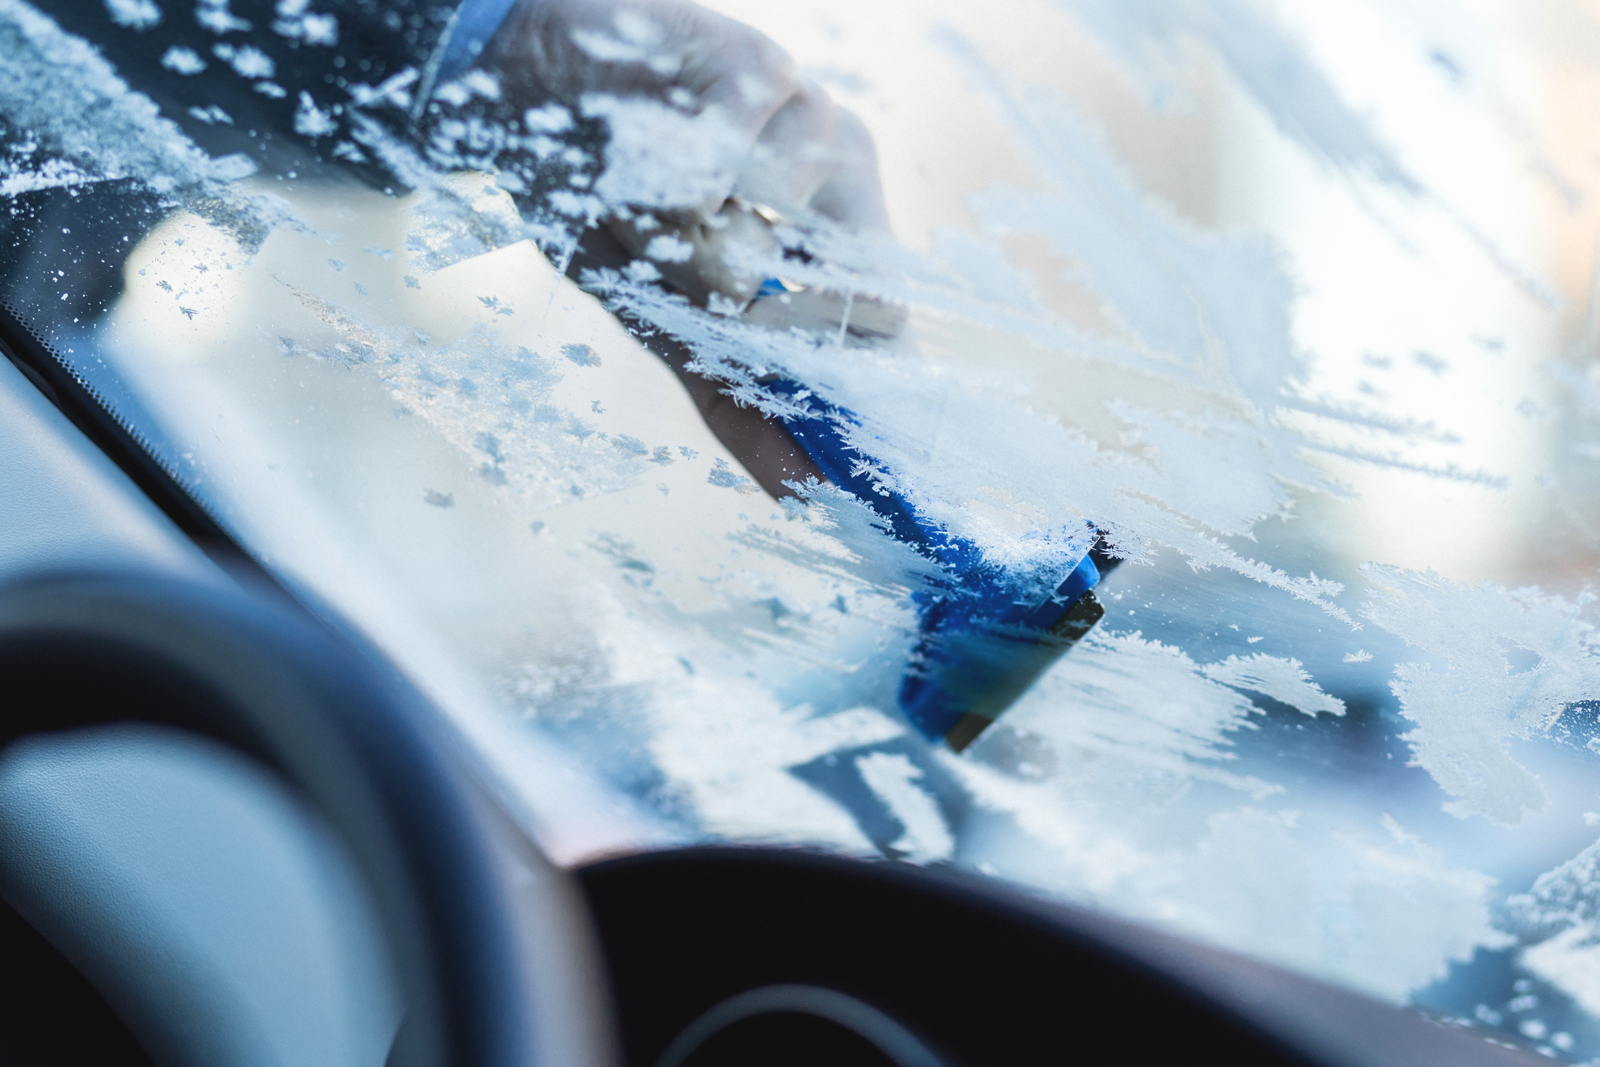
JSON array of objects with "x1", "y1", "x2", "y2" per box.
[{"x1": 484, "y1": 0, "x2": 903, "y2": 340}]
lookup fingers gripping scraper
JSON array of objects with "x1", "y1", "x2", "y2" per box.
[{"x1": 770, "y1": 380, "x2": 1118, "y2": 752}]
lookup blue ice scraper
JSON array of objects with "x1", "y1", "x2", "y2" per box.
[{"x1": 768, "y1": 380, "x2": 1117, "y2": 752}]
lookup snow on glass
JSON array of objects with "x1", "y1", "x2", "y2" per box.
[{"x1": 8, "y1": 0, "x2": 1600, "y2": 1058}]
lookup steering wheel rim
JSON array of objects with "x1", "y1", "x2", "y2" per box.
[{"x1": 0, "y1": 567, "x2": 615, "y2": 1067}]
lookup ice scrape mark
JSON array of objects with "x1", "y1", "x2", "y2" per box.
[
  {"x1": 855, "y1": 751, "x2": 955, "y2": 862},
  {"x1": 965, "y1": 104, "x2": 1307, "y2": 411},
  {"x1": 1202, "y1": 653, "x2": 1346, "y2": 717},
  {"x1": 944, "y1": 31, "x2": 1504, "y2": 486},
  {"x1": 732, "y1": 483, "x2": 947, "y2": 609},
  {"x1": 997, "y1": 629, "x2": 1281, "y2": 795},
  {"x1": 1363, "y1": 567, "x2": 1600, "y2": 824}
]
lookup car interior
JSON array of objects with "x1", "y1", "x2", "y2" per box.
[{"x1": 0, "y1": 0, "x2": 1591, "y2": 1064}]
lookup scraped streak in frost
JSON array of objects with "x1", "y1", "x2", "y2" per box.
[
  {"x1": 998, "y1": 630, "x2": 1282, "y2": 796},
  {"x1": 732, "y1": 483, "x2": 948, "y2": 609},
  {"x1": 856, "y1": 752, "x2": 955, "y2": 862},
  {"x1": 1202, "y1": 653, "x2": 1346, "y2": 717},
  {"x1": 1363, "y1": 567, "x2": 1600, "y2": 825},
  {"x1": 941, "y1": 35, "x2": 1502, "y2": 484}
]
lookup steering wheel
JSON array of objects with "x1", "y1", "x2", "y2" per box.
[{"x1": 0, "y1": 568, "x2": 616, "y2": 1067}]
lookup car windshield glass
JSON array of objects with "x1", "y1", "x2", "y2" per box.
[{"x1": 6, "y1": 0, "x2": 1600, "y2": 1055}]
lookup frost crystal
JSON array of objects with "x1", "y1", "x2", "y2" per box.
[
  {"x1": 273, "y1": 0, "x2": 335, "y2": 46},
  {"x1": 292, "y1": 91, "x2": 335, "y2": 139},
  {"x1": 104, "y1": 0, "x2": 160, "y2": 31},
  {"x1": 214, "y1": 42, "x2": 274, "y2": 80},
  {"x1": 160, "y1": 45, "x2": 205, "y2": 74},
  {"x1": 582, "y1": 94, "x2": 746, "y2": 210},
  {"x1": 195, "y1": 0, "x2": 249, "y2": 34}
]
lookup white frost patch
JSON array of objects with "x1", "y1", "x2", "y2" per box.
[
  {"x1": 195, "y1": 0, "x2": 250, "y2": 34},
  {"x1": 215, "y1": 43, "x2": 274, "y2": 80},
  {"x1": 1363, "y1": 566, "x2": 1600, "y2": 824},
  {"x1": 0, "y1": 156, "x2": 97, "y2": 196},
  {"x1": 648, "y1": 687, "x2": 904, "y2": 850},
  {"x1": 1148, "y1": 810, "x2": 1508, "y2": 1001},
  {"x1": 523, "y1": 102, "x2": 573, "y2": 134},
  {"x1": 960, "y1": 747, "x2": 1507, "y2": 1001},
  {"x1": 273, "y1": 0, "x2": 337, "y2": 47},
  {"x1": 293, "y1": 92, "x2": 336, "y2": 139},
  {"x1": 1512, "y1": 831, "x2": 1600, "y2": 1016},
  {"x1": 1506, "y1": 834, "x2": 1600, "y2": 940},
  {"x1": 1202, "y1": 653, "x2": 1346, "y2": 717},
  {"x1": 1522, "y1": 925, "x2": 1600, "y2": 1017},
  {"x1": 105, "y1": 0, "x2": 160, "y2": 31},
  {"x1": 189, "y1": 104, "x2": 232, "y2": 126},
  {"x1": 160, "y1": 45, "x2": 206, "y2": 74},
  {"x1": 856, "y1": 752, "x2": 954, "y2": 862},
  {"x1": 582, "y1": 94, "x2": 747, "y2": 212},
  {"x1": 644, "y1": 233, "x2": 694, "y2": 263}
]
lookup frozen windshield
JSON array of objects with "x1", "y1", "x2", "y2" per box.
[{"x1": 6, "y1": 0, "x2": 1600, "y2": 1055}]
